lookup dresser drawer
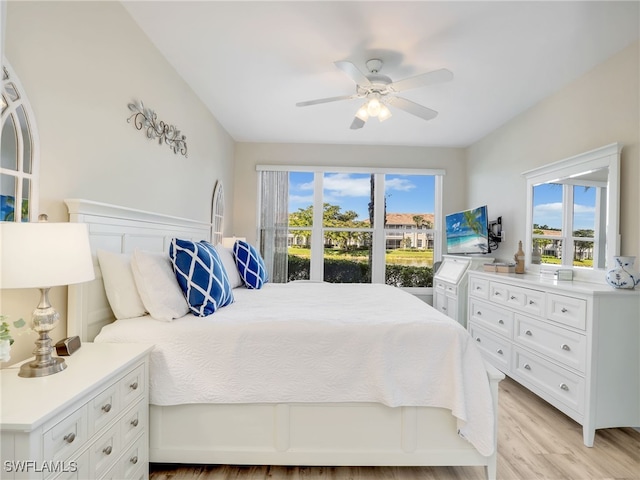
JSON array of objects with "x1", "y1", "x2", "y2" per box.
[
  {"x1": 513, "y1": 348, "x2": 585, "y2": 414},
  {"x1": 490, "y1": 282, "x2": 545, "y2": 317},
  {"x1": 120, "y1": 434, "x2": 147, "y2": 479},
  {"x1": 43, "y1": 405, "x2": 88, "y2": 465},
  {"x1": 546, "y1": 293, "x2": 587, "y2": 330},
  {"x1": 468, "y1": 299, "x2": 513, "y2": 338},
  {"x1": 121, "y1": 399, "x2": 147, "y2": 448},
  {"x1": 469, "y1": 322, "x2": 511, "y2": 371},
  {"x1": 120, "y1": 364, "x2": 145, "y2": 408},
  {"x1": 89, "y1": 383, "x2": 121, "y2": 437},
  {"x1": 514, "y1": 314, "x2": 586, "y2": 373},
  {"x1": 89, "y1": 422, "x2": 121, "y2": 479},
  {"x1": 469, "y1": 277, "x2": 490, "y2": 299}
]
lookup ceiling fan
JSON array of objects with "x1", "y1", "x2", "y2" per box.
[{"x1": 296, "y1": 58, "x2": 453, "y2": 129}]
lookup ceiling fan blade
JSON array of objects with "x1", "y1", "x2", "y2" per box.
[
  {"x1": 350, "y1": 116, "x2": 366, "y2": 130},
  {"x1": 389, "y1": 68, "x2": 453, "y2": 93},
  {"x1": 335, "y1": 61, "x2": 371, "y2": 86},
  {"x1": 386, "y1": 96, "x2": 438, "y2": 121},
  {"x1": 296, "y1": 94, "x2": 356, "y2": 107}
]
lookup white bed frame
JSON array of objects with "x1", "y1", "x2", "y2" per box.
[{"x1": 66, "y1": 198, "x2": 504, "y2": 479}]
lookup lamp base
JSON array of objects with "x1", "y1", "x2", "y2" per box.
[{"x1": 18, "y1": 356, "x2": 67, "y2": 378}]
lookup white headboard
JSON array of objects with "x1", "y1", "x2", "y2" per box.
[{"x1": 65, "y1": 199, "x2": 212, "y2": 342}]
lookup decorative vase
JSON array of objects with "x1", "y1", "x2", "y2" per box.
[{"x1": 605, "y1": 256, "x2": 640, "y2": 289}]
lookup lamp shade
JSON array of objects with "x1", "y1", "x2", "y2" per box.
[{"x1": 0, "y1": 222, "x2": 95, "y2": 289}]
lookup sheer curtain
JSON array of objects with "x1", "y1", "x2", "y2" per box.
[{"x1": 259, "y1": 170, "x2": 289, "y2": 283}]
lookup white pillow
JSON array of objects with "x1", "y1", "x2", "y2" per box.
[
  {"x1": 215, "y1": 244, "x2": 243, "y2": 288},
  {"x1": 97, "y1": 249, "x2": 147, "y2": 320},
  {"x1": 131, "y1": 249, "x2": 189, "y2": 321}
]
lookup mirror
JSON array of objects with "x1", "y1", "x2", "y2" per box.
[{"x1": 523, "y1": 143, "x2": 621, "y2": 275}]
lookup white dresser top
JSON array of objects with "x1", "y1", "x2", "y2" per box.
[
  {"x1": 0, "y1": 342, "x2": 153, "y2": 432},
  {"x1": 469, "y1": 270, "x2": 640, "y2": 297}
]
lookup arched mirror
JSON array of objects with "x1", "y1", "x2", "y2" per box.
[
  {"x1": 523, "y1": 143, "x2": 621, "y2": 279},
  {"x1": 211, "y1": 180, "x2": 224, "y2": 245}
]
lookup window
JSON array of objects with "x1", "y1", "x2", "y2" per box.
[
  {"x1": 260, "y1": 166, "x2": 443, "y2": 289},
  {"x1": 1, "y1": 62, "x2": 39, "y2": 222}
]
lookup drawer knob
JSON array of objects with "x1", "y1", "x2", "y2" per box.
[
  {"x1": 494, "y1": 292, "x2": 501, "y2": 296},
  {"x1": 442, "y1": 306, "x2": 447, "y2": 311},
  {"x1": 476, "y1": 311, "x2": 482, "y2": 316},
  {"x1": 103, "y1": 445, "x2": 113, "y2": 456},
  {"x1": 561, "y1": 307, "x2": 568, "y2": 313},
  {"x1": 560, "y1": 383, "x2": 569, "y2": 391},
  {"x1": 524, "y1": 363, "x2": 531, "y2": 370},
  {"x1": 497, "y1": 349, "x2": 503, "y2": 355},
  {"x1": 510, "y1": 295, "x2": 516, "y2": 300},
  {"x1": 525, "y1": 330, "x2": 533, "y2": 336},
  {"x1": 529, "y1": 300, "x2": 535, "y2": 305},
  {"x1": 561, "y1": 344, "x2": 571, "y2": 351},
  {"x1": 130, "y1": 381, "x2": 139, "y2": 390},
  {"x1": 130, "y1": 455, "x2": 139, "y2": 465},
  {"x1": 476, "y1": 286, "x2": 481, "y2": 290},
  {"x1": 476, "y1": 337, "x2": 481, "y2": 343},
  {"x1": 131, "y1": 418, "x2": 139, "y2": 427},
  {"x1": 63, "y1": 433, "x2": 76, "y2": 444},
  {"x1": 498, "y1": 319, "x2": 504, "y2": 325},
  {"x1": 102, "y1": 403, "x2": 112, "y2": 413}
]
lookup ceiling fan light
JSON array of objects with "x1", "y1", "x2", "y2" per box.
[
  {"x1": 355, "y1": 104, "x2": 369, "y2": 121},
  {"x1": 378, "y1": 104, "x2": 392, "y2": 122},
  {"x1": 367, "y1": 98, "x2": 381, "y2": 117}
]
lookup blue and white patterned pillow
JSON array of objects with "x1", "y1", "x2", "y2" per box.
[
  {"x1": 170, "y1": 238, "x2": 234, "y2": 316},
  {"x1": 233, "y1": 240, "x2": 268, "y2": 289}
]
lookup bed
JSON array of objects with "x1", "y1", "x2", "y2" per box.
[{"x1": 65, "y1": 198, "x2": 504, "y2": 480}]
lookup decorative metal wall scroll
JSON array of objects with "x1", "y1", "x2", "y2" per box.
[{"x1": 127, "y1": 100, "x2": 188, "y2": 157}]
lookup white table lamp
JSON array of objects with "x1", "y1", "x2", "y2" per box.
[{"x1": 0, "y1": 215, "x2": 95, "y2": 377}]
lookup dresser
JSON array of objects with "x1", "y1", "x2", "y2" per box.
[
  {"x1": 433, "y1": 255, "x2": 493, "y2": 326},
  {"x1": 1, "y1": 343, "x2": 152, "y2": 480},
  {"x1": 467, "y1": 270, "x2": 640, "y2": 446}
]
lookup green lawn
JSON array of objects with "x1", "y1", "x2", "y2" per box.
[{"x1": 288, "y1": 246, "x2": 433, "y2": 265}]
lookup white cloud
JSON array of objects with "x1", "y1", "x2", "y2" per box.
[
  {"x1": 385, "y1": 177, "x2": 416, "y2": 192},
  {"x1": 323, "y1": 173, "x2": 370, "y2": 197}
]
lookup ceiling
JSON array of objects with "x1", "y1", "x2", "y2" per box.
[{"x1": 122, "y1": 1, "x2": 639, "y2": 148}]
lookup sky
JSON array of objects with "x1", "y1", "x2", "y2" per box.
[
  {"x1": 533, "y1": 183, "x2": 596, "y2": 231},
  {"x1": 288, "y1": 172, "x2": 435, "y2": 219}
]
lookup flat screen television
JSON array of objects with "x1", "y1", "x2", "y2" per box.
[{"x1": 445, "y1": 205, "x2": 490, "y2": 254}]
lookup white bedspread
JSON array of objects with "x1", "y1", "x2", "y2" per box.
[{"x1": 95, "y1": 282, "x2": 495, "y2": 455}]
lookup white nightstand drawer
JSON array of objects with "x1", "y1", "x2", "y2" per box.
[
  {"x1": 89, "y1": 384, "x2": 121, "y2": 436},
  {"x1": 468, "y1": 299, "x2": 513, "y2": 338},
  {"x1": 89, "y1": 422, "x2": 121, "y2": 479},
  {"x1": 469, "y1": 323, "x2": 511, "y2": 371},
  {"x1": 515, "y1": 314, "x2": 586, "y2": 372},
  {"x1": 513, "y1": 348, "x2": 584, "y2": 414},
  {"x1": 43, "y1": 405, "x2": 88, "y2": 465},
  {"x1": 121, "y1": 399, "x2": 147, "y2": 448},
  {"x1": 546, "y1": 293, "x2": 587, "y2": 330},
  {"x1": 469, "y1": 277, "x2": 490, "y2": 299},
  {"x1": 120, "y1": 364, "x2": 145, "y2": 407}
]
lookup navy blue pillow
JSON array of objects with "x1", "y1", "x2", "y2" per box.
[
  {"x1": 233, "y1": 240, "x2": 268, "y2": 289},
  {"x1": 170, "y1": 238, "x2": 233, "y2": 316}
]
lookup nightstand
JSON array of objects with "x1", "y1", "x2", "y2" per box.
[{"x1": 1, "y1": 342, "x2": 152, "y2": 479}]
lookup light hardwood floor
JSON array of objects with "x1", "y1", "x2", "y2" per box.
[{"x1": 149, "y1": 376, "x2": 640, "y2": 480}]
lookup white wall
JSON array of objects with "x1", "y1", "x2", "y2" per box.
[
  {"x1": 466, "y1": 41, "x2": 639, "y2": 267},
  {"x1": 2, "y1": 1, "x2": 235, "y2": 364},
  {"x1": 232, "y1": 143, "x2": 467, "y2": 245}
]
